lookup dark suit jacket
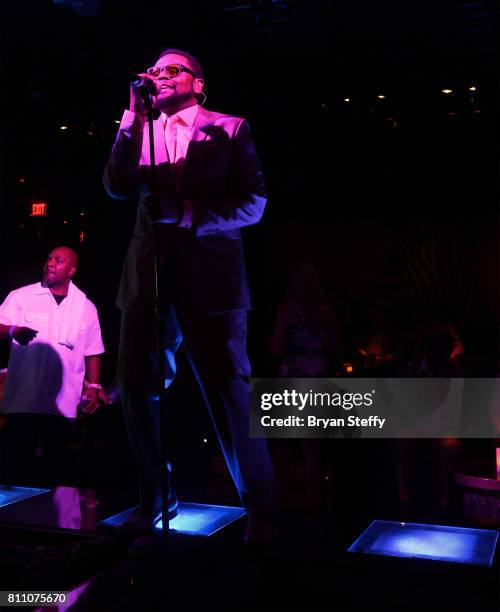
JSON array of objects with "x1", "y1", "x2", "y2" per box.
[{"x1": 104, "y1": 106, "x2": 267, "y2": 314}]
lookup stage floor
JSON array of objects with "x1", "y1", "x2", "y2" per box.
[
  {"x1": 0, "y1": 484, "x2": 246, "y2": 539},
  {"x1": 0, "y1": 485, "x2": 499, "y2": 611}
]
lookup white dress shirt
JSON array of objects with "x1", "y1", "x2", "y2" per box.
[{"x1": 0, "y1": 282, "x2": 105, "y2": 418}]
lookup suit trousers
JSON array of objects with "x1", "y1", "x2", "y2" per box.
[{"x1": 117, "y1": 305, "x2": 275, "y2": 514}]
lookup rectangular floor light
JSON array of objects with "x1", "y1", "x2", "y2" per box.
[
  {"x1": 0, "y1": 485, "x2": 50, "y2": 509},
  {"x1": 100, "y1": 502, "x2": 246, "y2": 537},
  {"x1": 348, "y1": 520, "x2": 499, "y2": 567}
]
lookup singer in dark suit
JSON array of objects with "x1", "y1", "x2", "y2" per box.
[{"x1": 104, "y1": 48, "x2": 276, "y2": 543}]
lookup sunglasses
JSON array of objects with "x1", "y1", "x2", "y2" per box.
[{"x1": 146, "y1": 63, "x2": 199, "y2": 78}]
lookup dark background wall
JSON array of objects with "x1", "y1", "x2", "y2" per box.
[
  {"x1": 0, "y1": 0, "x2": 498, "y2": 504},
  {"x1": 0, "y1": 0, "x2": 498, "y2": 376}
]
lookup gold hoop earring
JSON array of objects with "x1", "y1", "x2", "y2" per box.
[{"x1": 199, "y1": 91, "x2": 207, "y2": 106}]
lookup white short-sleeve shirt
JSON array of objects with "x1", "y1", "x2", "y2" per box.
[{"x1": 0, "y1": 282, "x2": 105, "y2": 418}]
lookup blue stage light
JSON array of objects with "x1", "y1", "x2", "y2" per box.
[
  {"x1": 0, "y1": 485, "x2": 50, "y2": 509},
  {"x1": 100, "y1": 502, "x2": 246, "y2": 537},
  {"x1": 156, "y1": 502, "x2": 246, "y2": 536},
  {"x1": 348, "y1": 520, "x2": 498, "y2": 567}
]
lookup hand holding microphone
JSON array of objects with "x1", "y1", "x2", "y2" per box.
[{"x1": 129, "y1": 73, "x2": 159, "y2": 116}]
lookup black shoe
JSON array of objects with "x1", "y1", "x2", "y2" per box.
[
  {"x1": 143, "y1": 487, "x2": 179, "y2": 522},
  {"x1": 165, "y1": 490, "x2": 179, "y2": 521},
  {"x1": 118, "y1": 491, "x2": 179, "y2": 536}
]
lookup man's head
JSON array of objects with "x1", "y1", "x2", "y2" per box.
[
  {"x1": 43, "y1": 246, "x2": 78, "y2": 292},
  {"x1": 150, "y1": 48, "x2": 205, "y2": 114}
]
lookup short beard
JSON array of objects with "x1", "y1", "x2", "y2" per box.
[{"x1": 154, "y1": 91, "x2": 197, "y2": 113}]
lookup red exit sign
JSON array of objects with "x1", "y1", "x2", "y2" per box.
[{"x1": 31, "y1": 202, "x2": 48, "y2": 216}]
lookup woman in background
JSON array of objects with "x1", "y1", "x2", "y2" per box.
[{"x1": 268, "y1": 261, "x2": 342, "y2": 510}]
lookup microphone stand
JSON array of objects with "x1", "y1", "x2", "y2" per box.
[{"x1": 145, "y1": 91, "x2": 171, "y2": 537}]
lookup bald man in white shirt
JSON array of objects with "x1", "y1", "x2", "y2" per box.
[{"x1": 0, "y1": 247, "x2": 105, "y2": 485}]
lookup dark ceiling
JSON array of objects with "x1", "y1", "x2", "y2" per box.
[
  {"x1": 0, "y1": 0, "x2": 497, "y2": 241},
  {"x1": 1, "y1": 0, "x2": 497, "y2": 107}
]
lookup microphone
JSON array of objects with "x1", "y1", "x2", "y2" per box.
[{"x1": 131, "y1": 74, "x2": 156, "y2": 96}]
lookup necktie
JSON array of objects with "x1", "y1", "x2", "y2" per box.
[{"x1": 165, "y1": 115, "x2": 178, "y2": 164}]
